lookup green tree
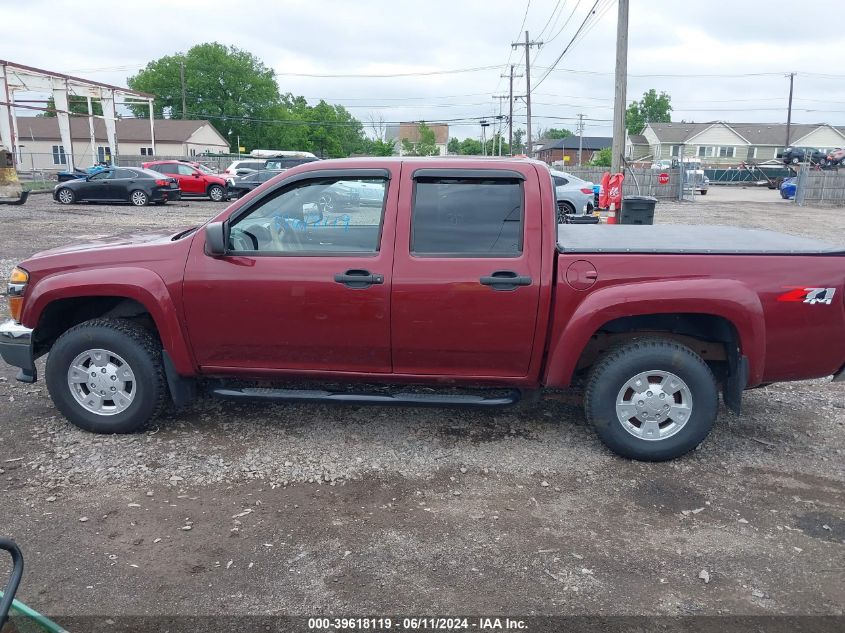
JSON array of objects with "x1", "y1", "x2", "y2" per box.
[
  {"x1": 589, "y1": 147, "x2": 612, "y2": 167},
  {"x1": 39, "y1": 95, "x2": 103, "y2": 117},
  {"x1": 127, "y1": 43, "x2": 281, "y2": 151},
  {"x1": 401, "y1": 123, "x2": 439, "y2": 156},
  {"x1": 512, "y1": 128, "x2": 526, "y2": 154},
  {"x1": 364, "y1": 138, "x2": 396, "y2": 156},
  {"x1": 447, "y1": 137, "x2": 460, "y2": 154},
  {"x1": 541, "y1": 127, "x2": 573, "y2": 139},
  {"x1": 626, "y1": 89, "x2": 672, "y2": 135},
  {"x1": 483, "y1": 133, "x2": 509, "y2": 156},
  {"x1": 458, "y1": 138, "x2": 483, "y2": 155}
]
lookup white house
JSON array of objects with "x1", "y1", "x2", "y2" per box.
[
  {"x1": 628, "y1": 121, "x2": 845, "y2": 167},
  {"x1": 14, "y1": 118, "x2": 230, "y2": 172},
  {"x1": 385, "y1": 122, "x2": 449, "y2": 156}
]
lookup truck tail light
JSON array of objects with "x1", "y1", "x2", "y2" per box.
[
  {"x1": 580, "y1": 187, "x2": 594, "y2": 194},
  {"x1": 8, "y1": 266, "x2": 28, "y2": 322}
]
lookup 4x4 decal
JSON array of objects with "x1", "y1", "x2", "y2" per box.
[{"x1": 777, "y1": 287, "x2": 837, "y2": 305}]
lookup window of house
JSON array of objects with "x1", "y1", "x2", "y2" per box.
[
  {"x1": 139, "y1": 147, "x2": 154, "y2": 156},
  {"x1": 97, "y1": 146, "x2": 110, "y2": 163},
  {"x1": 52, "y1": 145, "x2": 66, "y2": 165},
  {"x1": 190, "y1": 148, "x2": 197, "y2": 156},
  {"x1": 411, "y1": 177, "x2": 523, "y2": 257},
  {"x1": 718, "y1": 146, "x2": 736, "y2": 158},
  {"x1": 228, "y1": 176, "x2": 388, "y2": 254},
  {"x1": 696, "y1": 146, "x2": 714, "y2": 158},
  {"x1": 749, "y1": 147, "x2": 758, "y2": 159},
  {"x1": 670, "y1": 145, "x2": 680, "y2": 157}
]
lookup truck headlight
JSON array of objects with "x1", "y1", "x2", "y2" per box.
[{"x1": 7, "y1": 267, "x2": 28, "y2": 322}]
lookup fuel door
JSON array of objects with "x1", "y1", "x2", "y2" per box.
[{"x1": 565, "y1": 259, "x2": 598, "y2": 291}]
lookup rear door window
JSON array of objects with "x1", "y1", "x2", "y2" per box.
[{"x1": 411, "y1": 178, "x2": 523, "y2": 257}]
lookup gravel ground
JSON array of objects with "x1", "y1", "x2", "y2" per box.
[{"x1": 0, "y1": 187, "x2": 843, "y2": 621}]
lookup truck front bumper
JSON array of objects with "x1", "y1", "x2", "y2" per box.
[{"x1": 0, "y1": 319, "x2": 36, "y2": 383}]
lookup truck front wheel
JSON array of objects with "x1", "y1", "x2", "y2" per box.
[
  {"x1": 584, "y1": 337, "x2": 718, "y2": 461},
  {"x1": 45, "y1": 318, "x2": 167, "y2": 434}
]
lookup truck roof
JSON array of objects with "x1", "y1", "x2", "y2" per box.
[{"x1": 288, "y1": 156, "x2": 552, "y2": 171}]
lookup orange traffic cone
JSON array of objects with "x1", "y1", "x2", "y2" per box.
[{"x1": 607, "y1": 202, "x2": 617, "y2": 225}]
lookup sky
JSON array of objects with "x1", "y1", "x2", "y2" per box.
[{"x1": 5, "y1": 0, "x2": 845, "y2": 143}]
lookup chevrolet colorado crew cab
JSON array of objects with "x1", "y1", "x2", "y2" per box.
[{"x1": 2, "y1": 158, "x2": 844, "y2": 461}]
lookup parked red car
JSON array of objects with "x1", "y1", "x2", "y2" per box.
[
  {"x1": 142, "y1": 160, "x2": 229, "y2": 201},
  {"x1": 1, "y1": 158, "x2": 844, "y2": 461}
]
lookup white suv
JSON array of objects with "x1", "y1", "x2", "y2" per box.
[{"x1": 222, "y1": 160, "x2": 266, "y2": 178}]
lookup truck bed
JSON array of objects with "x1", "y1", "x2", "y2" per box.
[{"x1": 557, "y1": 224, "x2": 845, "y2": 255}]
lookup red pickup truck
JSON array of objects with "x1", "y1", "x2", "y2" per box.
[{"x1": 2, "y1": 158, "x2": 843, "y2": 461}]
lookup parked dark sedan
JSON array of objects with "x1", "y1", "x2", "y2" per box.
[
  {"x1": 228, "y1": 170, "x2": 278, "y2": 198},
  {"x1": 53, "y1": 167, "x2": 181, "y2": 206}
]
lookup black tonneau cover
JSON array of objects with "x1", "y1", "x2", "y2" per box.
[{"x1": 557, "y1": 224, "x2": 845, "y2": 255}]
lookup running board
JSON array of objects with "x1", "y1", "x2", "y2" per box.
[{"x1": 211, "y1": 386, "x2": 521, "y2": 408}]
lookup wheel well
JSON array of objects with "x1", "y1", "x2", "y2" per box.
[
  {"x1": 575, "y1": 313, "x2": 740, "y2": 380},
  {"x1": 33, "y1": 297, "x2": 157, "y2": 356}
]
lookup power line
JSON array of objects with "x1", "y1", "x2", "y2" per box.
[
  {"x1": 537, "y1": 0, "x2": 564, "y2": 39},
  {"x1": 274, "y1": 64, "x2": 502, "y2": 78},
  {"x1": 543, "y1": 0, "x2": 583, "y2": 45},
  {"x1": 533, "y1": 0, "x2": 602, "y2": 90}
]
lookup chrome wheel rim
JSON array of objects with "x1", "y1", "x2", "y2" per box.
[
  {"x1": 209, "y1": 186, "x2": 224, "y2": 201},
  {"x1": 615, "y1": 370, "x2": 693, "y2": 441},
  {"x1": 58, "y1": 189, "x2": 73, "y2": 204},
  {"x1": 131, "y1": 191, "x2": 147, "y2": 206},
  {"x1": 67, "y1": 348, "x2": 136, "y2": 416}
]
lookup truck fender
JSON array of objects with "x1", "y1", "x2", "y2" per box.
[
  {"x1": 22, "y1": 267, "x2": 195, "y2": 376},
  {"x1": 543, "y1": 278, "x2": 766, "y2": 388}
]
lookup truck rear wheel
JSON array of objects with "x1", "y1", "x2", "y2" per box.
[
  {"x1": 584, "y1": 337, "x2": 718, "y2": 461},
  {"x1": 45, "y1": 318, "x2": 167, "y2": 434}
]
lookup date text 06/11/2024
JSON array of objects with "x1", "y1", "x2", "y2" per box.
[{"x1": 307, "y1": 617, "x2": 528, "y2": 630}]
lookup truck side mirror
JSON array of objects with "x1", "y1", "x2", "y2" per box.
[{"x1": 205, "y1": 222, "x2": 226, "y2": 256}]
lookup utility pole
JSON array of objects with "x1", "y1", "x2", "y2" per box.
[
  {"x1": 610, "y1": 0, "x2": 629, "y2": 173},
  {"x1": 502, "y1": 65, "x2": 523, "y2": 156},
  {"x1": 577, "y1": 113, "x2": 585, "y2": 167},
  {"x1": 512, "y1": 31, "x2": 542, "y2": 155},
  {"x1": 179, "y1": 61, "x2": 187, "y2": 120},
  {"x1": 785, "y1": 72, "x2": 795, "y2": 148},
  {"x1": 492, "y1": 96, "x2": 508, "y2": 156}
]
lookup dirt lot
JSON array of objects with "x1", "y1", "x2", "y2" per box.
[{"x1": 0, "y1": 187, "x2": 843, "y2": 622}]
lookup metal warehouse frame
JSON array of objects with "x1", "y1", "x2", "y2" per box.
[{"x1": 0, "y1": 60, "x2": 155, "y2": 170}]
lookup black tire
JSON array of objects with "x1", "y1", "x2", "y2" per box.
[
  {"x1": 56, "y1": 187, "x2": 75, "y2": 205},
  {"x1": 556, "y1": 201, "x2": 575, "y2": 223},
  {"x1": 698, "y1": 189, "x2": 707, "y2": 195},
  {"x1": 207, "y1": 184, "x2": 225, "y2": 202},
  {"x1": 45, "y1": 319, "x2": 167, "y2": 434},
  {"x1": 584, "y1": 337, "x2": 718, "y2": 461},
  {"x1": 130, "y1": 190, "x2": 149, "y2": 207}
]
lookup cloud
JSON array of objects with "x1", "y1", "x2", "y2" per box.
[{"x1": 5, "y1": 0, "x2": 845, "y2": 140}]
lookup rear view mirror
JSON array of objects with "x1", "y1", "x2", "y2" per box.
[{"x1": 205, "y1": 222, "x2": 226, "y2": 256}]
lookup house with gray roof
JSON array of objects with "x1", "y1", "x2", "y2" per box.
[
  {"x1": 534, "y1": 135, "x2": 612, "y2": 166},
  {"x1": 628, "y1": 121, "x2": 845, "y2": 167},
  {"x1": 14, "y1": 117, "x2": 229, "y2": 172}
]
